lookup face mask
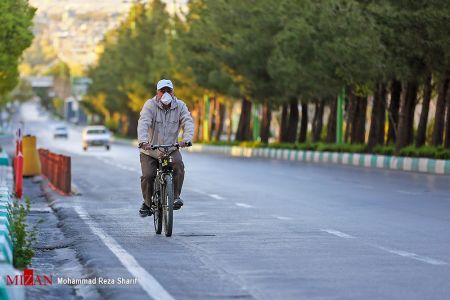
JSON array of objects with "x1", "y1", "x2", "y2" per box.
[{"x1": 161, "y1": 92, "x2": 173, "y2": 105}]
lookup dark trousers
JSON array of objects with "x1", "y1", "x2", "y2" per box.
[{"x1": 140, "y1": 151, "x2": 185, "y2": 207}]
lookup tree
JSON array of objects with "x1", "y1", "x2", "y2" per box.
[
  {"x1": 87, "y1": 1, "x2": 173, "y2": 136},
  {"x1": 0, "y1": 0, "x2": 35, "y2": 96},
  {"x1": 269, "y1": 0, "x2": 383, "y2": 144}
]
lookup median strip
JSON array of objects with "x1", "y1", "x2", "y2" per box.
[{"x1": 187, "y1": 145, "x2": 450, "y2": 175}]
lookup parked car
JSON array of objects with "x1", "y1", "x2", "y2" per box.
[
  {"x1": 53, "y1": 125, "x2": 68, "y2": 139},
  {"x1": 82, "y1": 125, "x2": 111, "y2": 151}
]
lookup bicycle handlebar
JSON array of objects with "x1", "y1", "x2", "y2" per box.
[{"x1": 150, "y1": 141, "x2": 192, "y2": 151}]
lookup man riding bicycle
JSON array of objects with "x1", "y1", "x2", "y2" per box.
[{"x1": 137, "y1": 79, "x2": 194, "y2": 217}]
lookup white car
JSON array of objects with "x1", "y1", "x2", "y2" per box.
[
  {"x1": 53, "y1": 125, "x2": 68, "y2": 139},
  {"x1": 82, "y1": 125, "x2": 111, "y2": 151}
]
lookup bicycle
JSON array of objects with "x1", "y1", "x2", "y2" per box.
[{"x1": 150, "y1": 142, "x2": 191, "y2": 237}]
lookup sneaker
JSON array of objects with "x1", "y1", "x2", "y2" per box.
[
  {"x1": 139, "y1": 203, "x2": 152, "y2": 217},
  {"x1": 173, "y1": 198, "x2": 183, "y2": 210}
]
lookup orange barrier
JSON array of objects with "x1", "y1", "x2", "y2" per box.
[{"x1": 38, "y1": 149, "x2": 71, "y2": 195}]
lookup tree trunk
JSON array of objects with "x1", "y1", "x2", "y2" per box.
[
  {"x1": 279, "y1": 103, "x2": 289, "y2": 142},
  {"x1": 227, "y1": 102, "x2": 233, "y2": 142},
  {"x1": 387, "y1": 79, "x2": 401, "y2": 144},
  {"x1": 214, "y1": 101, "x2": 226, "y2": 141},
  {"x1": 445, "y1": 84, "x2": 450, "y2": 149},
  {"x1": 345, "y1": 95, "x2": 355, "y2": 143},
  {"x1": 298, "y1": 102, "x2": 308, "y2": 143},
  {"x1": 405, "y1": 81, "x2": 418, "y2": 145},
  {"x1": 368, "y1": 83, "x2": 386, "y2": 149},
  {"x1": 312, "y1": 101, "x2": 324, "y2": 142},
  {"x1": 235, "y1": 97, "x2": 252, "y2": 141},
  {"x1": 378, "y1": 84, "x2": 387, "y2": 145},
  {"x1": 260, "y1": 102, "x2": 272, "y2": 144},
  {"x1": 286, "y1": 98, "x2": 299, "y2": 143},
  {"x1": 352, "y1": 96, "x2": 367, "y2": 144},
  {"x1": 416, "y1": 73, "x2": 432, "y2": 147},
  {"x1": 396, "y1": 80, "x2": 418, "y2": 151},
  {"x1": 208, "y1": 96, "x2": 216, "y2": 141},
  {"x1": 326, "y1": 98, "x2": 337, "y2": 143},
  {"x1": 126, "y1": 109, "x2": 139, "y2": 138},
  {"x1": 432, "y1": 76, "x2": 449, "y2": 146},
  {"x1": 193, "y1": 101, "x2": 202, "y2": 141}
]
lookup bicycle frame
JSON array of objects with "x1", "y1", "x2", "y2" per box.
[{"x1": 151, "y1": 143, "x2": 181, "y2": 237}]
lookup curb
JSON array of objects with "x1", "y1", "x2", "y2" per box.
[
  {"x1": 0, "y1": 164, "x2": 25, "y2": 300},
  {"x1": 0, "y1": 150, "x2": 10, "y2": 166},
  {"x1": 187, "y1": 145, "x2": 450, "y2": 175}
]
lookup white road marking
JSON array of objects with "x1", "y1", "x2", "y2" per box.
[
  {"x1": 186, "y1": 188, "x2": 208, "y2": 195},
  {"x1": 235, "y1": 203, "x2": 253, "y2": 208},
  {"x1": 321, "y1": 229, "x2": 355, "y2": 239},
  {"x1": 356, "y1": 184, "x2": 373, "y2": 190},
  {"x1": 322, "y1": 227, "x2": 447, "y2": 266},
  {"x1": 96, "y1": 157, "x2": 138, "y2": 172},
  {"x1": 397, "y1": 190, "x2": 419, "y2": 195},
  {"x1": 209, "y1": 194, "x2": 224, "y2": 200},
  {"x1": 375, "y1": 245, "x2": 448, "y2": 266},
  {"x1": 272, "y1": 215, "x2": 293, "y2": 221},
  {"x1": 74, "y1": 206, "x2": 175, "y2": 300}
]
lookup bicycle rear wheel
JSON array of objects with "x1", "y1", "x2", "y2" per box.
[{"x1": 163, "y1": 174, "x2": 174, "y2": 237}]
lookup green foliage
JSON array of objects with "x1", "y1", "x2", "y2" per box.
[
  {"x1": 88, "y1": 0, "x2": 450, "y2": 144},
  {"x1": 269, "y1": 0, "x2": 383, "y2": 99},
  {"x1": 0, "y1": 0, "x2": 36, "y2": 96},
  {"x1": 105, "y1": 119, "x2": 119, "y2": 132},
  {"x1": 316, "y1": 143, "x2": 368, "y2": 153},
  {"x1": 87, "y1": 0, "x2": 174, "y2": 118},
  {"x1": 373, "y1": 144, "x2": 396, "y2": 156},
  {"x1": 7, "y1": 196, "x2": 41, "y2": 269},
  {"x1": 8, "y1": 79, "x2": 34, "y2": 103},
  {"x1": 399, "y1": 145, "x2": 450, "y2": 159}
]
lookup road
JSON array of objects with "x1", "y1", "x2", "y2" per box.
[{"x1": 17, "y1": 101, "x2": 450, "y2": 299}]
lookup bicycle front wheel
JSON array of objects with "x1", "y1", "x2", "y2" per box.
[
  {"x1": 162, "y1": 174, "x2": 174, "y2": 237},
  {"x1": 153, "y1": 182, "x2": 162, "y2": 234}
]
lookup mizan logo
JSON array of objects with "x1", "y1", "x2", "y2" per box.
[{"x1": 6, "y1": 269, "x2": 53, "y2": 286}]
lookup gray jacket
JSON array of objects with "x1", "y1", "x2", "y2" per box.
[{"x1": 137, "y1": 96, "x2": 194, "y2": 158}]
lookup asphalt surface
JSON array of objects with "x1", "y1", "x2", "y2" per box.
[{"x1": 14, "y1": 101, "x2": 450, "y2": 299}]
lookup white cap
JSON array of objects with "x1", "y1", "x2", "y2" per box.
[{"x1": 156, "y1": 79, "x2": 173, "y2": 90}]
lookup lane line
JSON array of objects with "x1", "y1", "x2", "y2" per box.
[
  {"x1": 74, "y1": 206, "x2": 175, "y2": 300},
  {"x1": 356, "y1": 184, "x2": 373, "y2": 190},
  {"x1": 186, "y1": 188, "x2": 208, "y2": 195},
  {"x1": 321, "y1": 229, "x2": 355, "y2": 239},
  {"x1": 209, "y1": 194, "x2": 225, "y2": 200},
  {"x1": 397, "y1": 190, "x2": 420, "y2": 195},
  {"x1": 322, "y1": 228, "x2": 447, "y2": 266},
  {"x1": 272, "y1": 215, "x2": 293, "y2": 221},
  {"x1": 375, "y1": 245, "x2": 448, "y2": 266},
  {"x1": 235, "y1": 203, "x2": 253, "y2": 208}
]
